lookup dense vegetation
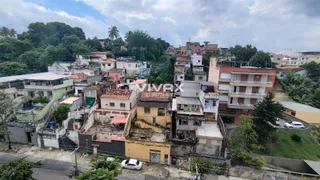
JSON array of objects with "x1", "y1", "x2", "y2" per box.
[
  {"x1": 281, "y1": 67, "x2": 320, "y2": 108},
  {"x1": 231, "y1": 45, "x2": 275, "y2": 68},
  {"x1": 0, "y1": 22, "x2": 170, "y2": 77}
]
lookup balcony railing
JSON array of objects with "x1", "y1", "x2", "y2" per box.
[
  {"x1": 229, "y1": 91, "x2": 266, "y2": 98},
  {"x1": 203, "y1": 106, "x2": 217, "y2": 113},
  {"x1": 230, "y1": 80, "x2": 272, "y2": 87},
  {"x1": 227, "y1": 102, "x2": 254, "y2": 109},
  {"x1": 25, "y1": 80, "x2": 73, "y2": 90},
  {"x1": 204, "y1": 93, "x2": 219, "y2": 99}
]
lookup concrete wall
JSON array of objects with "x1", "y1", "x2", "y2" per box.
[
  {"x1": 101, "y1": 92, "x2": 137, "y2": 111},
  {"x1": 125, "y1": 139, "x2": 171, "y2": 165},
  {"x1": 208, "y1": 57, "x2": 220, "y2": 84},
  {"x1": 101, "y1": 62, "x2": 115, "y2": 72},
  {"x1": 7, "y1": 126, "x2": 37, "y2": 144},
  {"x1": 191, "y1": 54, "x2": 202, "y2": 65},
  {"x1": 67, "y1": 131, "x2": 79, "y2": 145},
  {"x1": 194, "y1": 74, "x2": 207, "y2": 81},
  {"x1": 43, "y1": 137, "x2": 59, "y2": 148},
  {"x1": 263, "y1": 156, "x2": 317, "y2": 174},
  {"x1": 79, "y1": 133, "x2": 125, "y2": 157},
  {"x1": 134, "y1": 120, "x2": 163, "y2": 133},
  {"x1": 137, "y1": 106, "x2": 171, "y2": 127},
  {"x1": 296, "y1": 112, "x2": 320, "y2": 126}
]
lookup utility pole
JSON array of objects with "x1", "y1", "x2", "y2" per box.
[
  {"x1": 194, "y1": 164, "x2": 200, "y2": 180},
  {"x1": 74, "y1": 147, "x2": 79, "y2": 177}
]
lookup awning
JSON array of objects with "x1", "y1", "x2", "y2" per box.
[
  {"x1": 111, "y1": 116, "x2": 127, "y2": 124},
  {"x1": 304, "y1": 160, "x2": 320, "y2": 175}
]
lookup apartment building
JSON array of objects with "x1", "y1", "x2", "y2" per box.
[
  {"x1": 100, "y1": 89, "x2": 137, "y2": 116},
  {"x1": 69, "y1": 72, "x2": 101, "y2": 96},
  {"x1": 216, "y1": 65, "x2": 276, "y2": 123},
  {"x1": 298, "y1": 51, "x2": 320, "y2": 64},
  {"x1": 101, "y1": 58, "x2": 116, "y2": 72}
]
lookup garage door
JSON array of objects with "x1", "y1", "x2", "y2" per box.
[{"x1": 150, "y1": 151, "x2": 161, "y2": 163}]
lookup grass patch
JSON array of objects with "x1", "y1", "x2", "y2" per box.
[{"x1": 259, "y1": 130, "x2": 320, "y2": 160}]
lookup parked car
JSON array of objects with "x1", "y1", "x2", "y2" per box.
[
  {"x1": 284, "y1": 121, "x2": 305, "y2": 129},
  {"x1": 120, "y1": 159, "x2": 142, "y2": 170}
]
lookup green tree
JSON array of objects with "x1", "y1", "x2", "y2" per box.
[
  {"x1": 202, "y1": 51, "x2": 220, "y2": 73},
  {"x1": 0, "y1": 158, "x2": 42, "y2": 180},
  {"x1": 107, "y1": 52, "x2": 115, "y2": 58},
  {"x1": 149, "y1": 56, "x2": 175, "y2": 84},
  {"x1": 0, "y1": 61, "x2": 29, "y2": 76},
  {"x1": 281, "y1": 71, "x2": 313, "y2": 105},
  {"x1": 18, "y1": 49, "x2": 46, "y2": 72},
  {"x1": 232, "y1": 45, "x2": 257, "y2": 63},
  {"x1": 191, "y1": 157, "x2": 214, "y2": 178},
  {"x1": 77, "y1": 168, "x2": 116, "y2": 180},
  {"x1": 53, "y1": 104, "x2": 70, "y2": 126},
  {"x1": 85, "y1": 37, "x2": 103, "y2": 51},
  {"x1": 253, "y1": 92, "x2": 284, "y2": 142},
  {"x1": 301, "y1": 61, "x2": 320, "y2": 81},
  {"x1": 90, "y1": 155, "x2": 121, "y2": 176},
  {"x1": 38, "y1": 45, "x2": 67, "y2": 66},
  {"x1": 0, "y1": 26, "x2": 17, "y2": 38},
  {"x1": 313, "y1": 88, "x2": 320, "y2": 108},
  {"x1": 108, "y1": 26, "x2": 119, "y2": 40},
  {"x1": 0, "y1": 91, "x2": 14, "y2": 149},
  {"x1": 249, "y1": 51, "x2": 275, "y2": 68},
  {"x1": 0, "y1": 38, "x2": 33, "y2": 61},
  {"x1": 73, "y1": 27, "x2": 86, "y2": 40}
]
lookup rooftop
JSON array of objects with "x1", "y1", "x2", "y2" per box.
[
  {"x1": 0, "y1": 72, "x2": 67, "y2": 83},
  {"x1": 24, "y1": 73, "x2": 68, "y2": 81},
  {"x1": 60, "y1": 97, "x2": 80, "y2": 105},
  {"x1": 140, "y1": 92, "x2": 170, "y2": 102},
  {"x1": 101, "y1": 89, "x2": 133, "y2": 99},
  {"x1": 129, "y1": 127, "x2": 165, "y2": 142},
  {"x1": 69, "y1": 72, "x2": 89, "y2": 80},
  {"x1": 177, "y1": 97, "x2": 202, "y2": 105},
  {"x1": 280, "y1": 100, "x2": 320, "y2": 113},
  {"x1": 108, "y1": 68, "x2": 123, "y2": 73},
  {"x1": 91, "y1": 51, "x2": 108, "y2": 55},
  {"x1": 101, "y1": 58, "x2": 116, "y2": 64},
  {"x1": 196, "y1": 122, "x2": 223, "y2": 139},
  {"x1": 130, "y1": 79, "x2": 147, "y2": 85}
]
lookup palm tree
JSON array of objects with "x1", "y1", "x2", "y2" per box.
[
  {"x1": 9, "y1": 29, "x2": 17, "y2": 38},
  {"x1": 108, "y1": 26, "x2": 119, "y2": 40}
]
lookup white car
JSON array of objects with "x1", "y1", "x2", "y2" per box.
[
  {"x1": 284, "y1": 121, "x2": 305, "y2": 129},
  {"x1": 120, "y1": 159, "x2": 142, "y2": 170}
]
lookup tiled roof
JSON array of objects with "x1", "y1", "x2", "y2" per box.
[
  {"x1": 101, "y1": 58, "x2": 116, "y2": 64},
  {"x1": 202, "y1": 44, "x2": 218, "y2": 51},
  {"x1": 140, "y1": 92, "x2": 170, "y2": 102},
  {"x1": 130, "y1": 79, "x2": 147, "y2": 85},
  {"x1": 91, "y1": 51, "x2": 108, "y2": 55},
  {"x1": 69, "y1": 72, "x2": 89, "y2": 80},
  {"x1": 101, "y1": 89, "x2": 132, "y2": 99}
]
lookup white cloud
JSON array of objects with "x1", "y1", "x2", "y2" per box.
[
  {"x1": 0, "y1": 0, "x2": 114, "y2": 38},
  {"x1": 162, "y1": 16, "x2": 176, "y2": 24},
  {"x1": 1, "y1": 0, "x2": 320, "y2": 52}
]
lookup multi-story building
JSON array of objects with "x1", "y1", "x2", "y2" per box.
[
  {"x1": 100, "y1": 89, "x2": 138, "y2": 116},
  {"x1": 101, "y1": 58, "x2": 116, "y2": 72},
  {"x1": 124, "y1": 91, "x2": 172, "y2": 164},
  {"x1": 209, "y1": 57, "x2": 276, "y2": 123},
  {"x1": 69, "y1": 72, "x2": 102, "y2": 96},
  {"x1": 191, "y1": 53, "x2": 202, "y2": 66},
  {"x1": 298, "y1": 51, "x2": 320, "y2": 64}
]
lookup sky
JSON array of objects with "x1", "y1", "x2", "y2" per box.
[{"x1": 1, "y1": 0, "x2": 320, "y2": 53}]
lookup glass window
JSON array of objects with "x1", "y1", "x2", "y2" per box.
[
  {"x1": 158, "y1": 108, "x2": 165, "y2": 116},
  {"x1": 110, "y1": 102, "x2": 115, "y2": 107},
  {"x1": 152, "y1": 117, "x2": 156, "y2": 125},
  {"x1": 120, "y1": 103, "x2": 126, "y2": 108},
  {"x1": 144, "y1": 107, "x2": 150, "y2": 113}
]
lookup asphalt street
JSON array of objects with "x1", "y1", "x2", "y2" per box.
[{"x1": 0, "y1": 152, "x2": 88, "y2": 180}]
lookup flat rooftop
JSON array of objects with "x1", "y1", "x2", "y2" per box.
[
  {"x1": 129, "y1": 128, "x2": 165, "y2": 142},
  {"x1": 101, "y1": 89, "x2": 132, "y2": 99},
  {"x1": 140, "y1": 92, "x2": 170, "y2": 102},
  {"x1": 197, "y1": 122, "x2": 223, "y2": 139},
  {"x1": 85, "y1": 118, "x2": 125, "y2": 141},
  {"x1": 177, "y1": 97, "x2": 202, "y2": 105},
  {"x1": 280, "y1": 100, "x2": 320, "y2": 113},
  {"x1": 60, "y1": 97, "x2": 80, "y2": 105},
  {"x1": 0, "y1": 72, "x2": 67, "y2": 83}
]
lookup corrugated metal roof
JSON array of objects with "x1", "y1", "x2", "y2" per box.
[{"x1": 304, "y1": 160, "x2": 320, "y2": 175}]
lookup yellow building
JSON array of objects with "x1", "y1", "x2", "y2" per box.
[
  {"x1": 137, "y1": 92, "x2": 171, "y2": 128},
  {"x1": 280, "y1": 100, "x2": 320, "y2": 126},
  {"x1": 124, "y1": 119, "x2": 171, "y2": 164}
]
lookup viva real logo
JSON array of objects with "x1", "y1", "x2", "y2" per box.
[{"x1": 135, "y1": 84, "x2": 184, "y2": 92}]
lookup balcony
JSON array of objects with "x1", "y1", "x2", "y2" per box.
[
  {"x1": 203, "y1": 106, "x2": 217, "y2": 113},
  {"x1": 230, "y1": 80, "x2": 273, "y2": 87},
  {"x1": 25, "y1": 80, "x2": 73, "y2": 91},
  {"x1": 219, "y1": 78, "x2": 231, "y2": 82},
  {"x1": 229, "y1": 91, "x2": 266, "y2": 98},
  {"x1": 204, "y1": 92, "x2": 219, "y2": 99},
  {"x1": 227, "y1": 102, "x2": 254, "y2": 109}
]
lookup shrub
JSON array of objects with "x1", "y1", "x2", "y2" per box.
[
  {"x1": 33, "y1": 96, "x2": 49, "y2": 104},
  {"x1": 291, "y1": 134, "x2": 302, "y2": 143}
]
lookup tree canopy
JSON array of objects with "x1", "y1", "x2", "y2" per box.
[
  {"x1": 249, "y1": 51, "x2": 274, "y2": 68},
  {"x1": 148, "y1": 56, "x2": 175, "y2": 84},
  {"x1": 232, "y1": 45, "x2": 257, "y2": 63},
  {"x1": 0, "y1": 23, "x2": 170, "y2": 77},
  {"x1": 53, "y1": 104, "x2": 70, "y2": 126},
  {"x1": 253, "y1": 92, "x2": 284, "y2": 142},
  {"x1": 0, "y1": 158, "x2": 42, "y2": 180}
]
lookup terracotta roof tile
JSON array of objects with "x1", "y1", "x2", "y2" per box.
[{"x1": 101, "y1": 89, "x2": 132, "y2": 99}]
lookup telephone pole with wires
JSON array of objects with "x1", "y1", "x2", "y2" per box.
[{"x1": 73, "y1": 147, "x2": 80, "y2": 177}]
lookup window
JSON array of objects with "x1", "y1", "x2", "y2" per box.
[
  {"x1": 108, "y1": 64, "x2": 111, "y2": 66},
  {"x1": 199, "y1": 76, "x2": 203, "y2": 80},
  {"x1": 38, "y1": 91, "x2": 44, "y2": 97},
  {"x1": 291, "y1": 111, "x2": 296, "y2": 116},
  {"x1": 103, "y1": 64, "x2": 106, "y2": 67},
  {"x1": 144, "y1": 107, "x2": 150, "y2": 114},
  {"x1": 164, "y1": 154, "x2": 168, "y2": 164},
  {"x1": 158, "y1": 108, "x2": 165, "y2": 116},
  {"x1": 193, "y1": 121, "x2": 201, "y2": 126},
  {"x1": 180, "y1": 119, "x2": 188, "y2": 125},
  {"x1": 48, "y1": 91, "x2": 52, "y2": 97},
  {"x1": 184, "y1": 105, "x2": 188, "y2": 107},
  {"x1": 198, "y1": 60, "x2": 200, "y2": 63},
  {"x1": 110, "y1": 102, "x2": 115, "y2": 107},
  {"x1": 120, "y1": 103, "x2": 126, "y2": 108},
  {"x1": 152, "y1": 117, "x2": 156, "y2": 125},
  {"x1": 180, "y1": 76, "x2": 183, "y2": 79}
]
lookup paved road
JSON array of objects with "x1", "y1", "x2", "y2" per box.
[{"x1": 0, "y1": 152, "x2": 86, "y2": 179}]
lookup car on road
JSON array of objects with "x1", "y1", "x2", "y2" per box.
[
  {"x1": 120, "y1": 159, "x2": 142, "y2": 170},
  {"x1": 284, "y1": 121, "x2": 305, "y2": 129}
]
